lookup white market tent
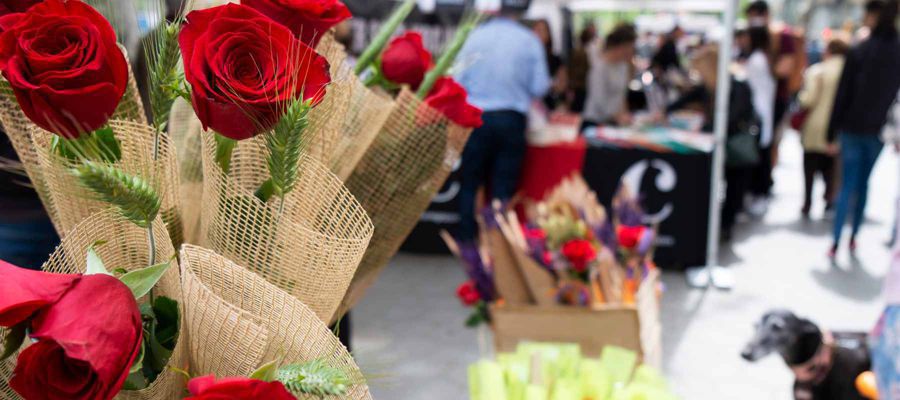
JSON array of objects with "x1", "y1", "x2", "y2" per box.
[{"x1": 529, "y1": 0, "x2": 740, "y2": 289}]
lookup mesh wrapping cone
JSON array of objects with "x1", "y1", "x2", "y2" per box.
[
  {"x1": 337, "y1": 90, "x2": 473, "y2": 319},
  {"x1": 0, "y1": 209, "x2": 187, "y2": 400},
  {"x1": 329, "y1": 74, "x2": 395, "y2": 181},
  {"x1": 305, "y1": 34, "x2": 353, "y2": 165},
  {"x1": 199, "y1": 130, "x2": 373, "y2": 323},
  {"x1": 180, "y1": 245, "x2": 372, "y2": 399},
  {"x1": 0, "y1": 62, "x2": 146, "y2": 234},
  {"x1": 31, "y1": 120, "x2": 183, "y2": 246},
  {"x1": 169, "y1": 98, "x2": 205, "y2": 245}
]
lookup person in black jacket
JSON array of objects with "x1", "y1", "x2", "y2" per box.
[{"x1": 827, "y1": 0, "x2": 900, "y2": 258}]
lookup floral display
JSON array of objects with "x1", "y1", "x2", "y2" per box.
[
  {"x1": 0, "y1": 0, "x2": 484, "y2": 397},
  {"x1": 0, "y1": 0, "x2": 128, "y2": 138}
]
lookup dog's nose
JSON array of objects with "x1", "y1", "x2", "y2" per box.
[{"x1": 740, "y1": 348, "x2": 755, "y2": 361}]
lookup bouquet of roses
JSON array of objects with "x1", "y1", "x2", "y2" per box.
[
  {"x1": 0, "y1": 0, "x2": 377, "y2": 398},
  {"x1": 336, "y1": 1, "x2": 483, "y2": 320}
]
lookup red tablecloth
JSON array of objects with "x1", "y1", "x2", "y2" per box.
[{"x1": 518, "y1": 138, "x2": 587, "y2": 201}]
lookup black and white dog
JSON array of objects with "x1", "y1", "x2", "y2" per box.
[{"x1": 742, "y1": 310, "x2": 871, "y2": 400}]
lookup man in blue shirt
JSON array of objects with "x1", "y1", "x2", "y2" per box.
[{"x1": 455, "y1": 7, "x2": 551, "y2": 240}]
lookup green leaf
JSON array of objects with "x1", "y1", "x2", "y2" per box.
[
  {"x1": 122, "y1": 369, "x2": 148, "y2": 391},
  {"x1": 250, "y1": 360, "x2": 279, "y2": 382},
  {"x1": 152, "y1": 296, "x2": 179, "y2": 350},
  {"x1": 129, "y1": 341, "x2": 146, "y2": 375},
  {"x1": 51, "y1": 127, "x2": 121, "y2": 163},
  {"x1": 119, "y1": 261, "x2": 171, "y2": 299},
  {"x1": 85, "y1": 242, "x2": 112, "y2": 276},
  {"x1": 1, "y1": 324, "x2": 26, "y2": 362}
]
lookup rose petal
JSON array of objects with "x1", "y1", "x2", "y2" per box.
[{"x1": 0, "y1": 260, "x2": 79, "y2": 327}]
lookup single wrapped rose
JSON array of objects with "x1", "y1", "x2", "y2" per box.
[
  {"x1": 179, "y1": 3, "x2": 331, "y2": 141},
  {"x1": 0, "y1": 0, "x2": 41, "y2": 16},
  {"x1": 423, "y1": 77, "x2": 483, "y2": 129},
  {"x1": 1, "y1": 261, "x2": 143, "y2": 400},
  {"x1": 561, "y1": 239, "x2": 597, "y2": 273},
  {"x1": 185, "y1": 375, "x2": 296, "y2": 400},
  {"x1": 0, "y1": 0, "x2": 128, "y2": 139},
  {"x1": 242, "y1": 0, "x2": 351, "y2": 46},
  {"x1": 381, "y1": 31, "x2": 432, "y2": 90}
]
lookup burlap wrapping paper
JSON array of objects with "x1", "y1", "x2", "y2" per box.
[
  {"x1": 169, "y1": 98, "x2": 205, "y2": 245},
  {"x1": 180, "y1": 245, "x2": 372, "y2": 399},
  {"x1": 304, "y1": 34, "x2": 353, "y2": 165},
  {"x1": 0, "y1": 60, "x2": 146, "y2": 235},
  {"x1": 30, "y1": 119, "x2": 183, "y2": 246},
  {"x1": 0, "y1": 209, "x2": 187, "y2": 400},
  {"x1": 329, "y1": 73, "x2": 395, "y2": 181},
  {"x1": 199, "y1": 130, "x2": 373, "y2": 323},
  {"x1": 337, "y1": 90, "x2": 473, "y2": 319}
]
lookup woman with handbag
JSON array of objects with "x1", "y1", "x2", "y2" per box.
[
  {"x1": 668, "y1": 45, "x2": 761, "y2": 241},
  {"x1": 795, "y1": 38, "x2": 849, "y2": 218}
]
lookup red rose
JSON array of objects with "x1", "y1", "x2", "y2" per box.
[
  {"x1": 180, "y1": 3, "x2": 331, "y2": 141},
  {"x1": 617, "y1": 225, "x2": 646, "y2": 250},
  {"x1": 561, "y1": 239, "x2": 597, "y2": 273},
  {"x1": 0, "y1": 0, "x2": 128, "y2": 139},
  {"x1": 424, "y1": 77, "x2": 483, "y2": 129},
  {"x1": 381, "y1": 31, "x2": 432, "y2": 90},
  {"x1": 185, "y1": 375, "x2": 297, "y2": 400},
  {"x1": 242, "y1": 0, "x2": 351, "y2": 46},
  {"x1": 0, "y1": 261, "x2": 143, "y2": 400},
  {"x1": 455, "y1": 280, "x2": 481, "y2": 307},
  {"x1": 0, "y1": 0, "x2": 41, "y2": 17}
]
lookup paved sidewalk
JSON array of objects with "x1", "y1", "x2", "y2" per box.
[{"x1": 353, "y1": 134, "x2": 898, "y2": 399}]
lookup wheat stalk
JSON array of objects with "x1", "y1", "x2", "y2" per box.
[
  {"x1": 73, "y1": 161, "x2": 161, "y2": 228},
  {"x1": 276, "y1": 359, "x2": 349, "y2": 397}
]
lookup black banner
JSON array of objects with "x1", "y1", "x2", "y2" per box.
[{"x1": 581, "y1": 145, "x2": 712, "y2": 269}]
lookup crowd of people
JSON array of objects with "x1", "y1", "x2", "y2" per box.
[{"x1": 454, "y1": 0, "x2": 900, "y2": 258}]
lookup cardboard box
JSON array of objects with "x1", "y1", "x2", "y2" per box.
[{"x1": 490, "y1": 271, "x2": 662, "y2": 368}]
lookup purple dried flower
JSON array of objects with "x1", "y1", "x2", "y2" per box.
[{"x1": 458, "y1": 241, "x2": 496, "y2": 302}]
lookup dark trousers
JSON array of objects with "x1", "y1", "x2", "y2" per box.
[
  {"x1": 750, "y1": 144, "x2": 774, "y2": 197},
  {"x1": 722, "y1": 167, "x2": 751, "y2": 234},
  {"x1": 458, "y1": 111, "x2": 527, "y2": 241},
  {"x1": 802, "y1": 151, "x2": 836, "y2": 213}
]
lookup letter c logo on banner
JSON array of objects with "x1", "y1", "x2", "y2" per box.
[{"x1": 620, "y1": 159, "x2": 677, "y2": 224}]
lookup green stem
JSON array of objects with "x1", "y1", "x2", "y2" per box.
[
  {"x1": 417, "y1": 15, "x2": 479, "y2": 99},
  {"x1": 353, "y1": 0, "x2": 417, "y2": 76},
  {"x1": 255, "y1": 178, "x2": 275, "y2": 203},
  {"x1": 146, "y1": 224, "x2": 157, "y2": 304},
  {"x1": 214, "y1": 133, "x2": 236, "y2": 175}
]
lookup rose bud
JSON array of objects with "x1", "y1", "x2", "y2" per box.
[
  {"x1": 185, "y1": 375, "x2": 297, "y2": 400},
  {"x1": 381, "y1": 31, "x2": 433, "y2": 90},
  {"x1": 242, "y1": 0, "x2": 351, "y2": 47},
  {"x1": 422, "y1": 77, "x2": 483, "y2": 129}
]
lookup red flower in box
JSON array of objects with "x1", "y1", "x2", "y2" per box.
[
  {"x1": 617, "y1": 225, "x2": 647, "y2": 250},
  {"x1": 242, "y1": 0, "x2": 351, "y2": 46},
  {"x1": 561, "y1": 239, "x2": 597, "y2": 273},
  {"x1": 523, "y1": 226, "x2": 547, "y2": 241},
  {"x1": 179, "y1": 3, "x2": 331, "y2": 140},
  {"x1": 381, "y1": 31, "x2": 432, "y2": 90},
  {"x1": 456, "y1": 280, "x2": 481, "y2": 306},
  {"x1": 0, "y1": 260, "x2": 143, "y2": 400},
  {"x1": 423, "y1": 77, "x2": 483, "y2": 129},
  {"x1": 0, "y1": 0, "x2": 129, "y2": 139},
  {"x1": 185, "y1": 375, "x2": 296, "y2": 400}
]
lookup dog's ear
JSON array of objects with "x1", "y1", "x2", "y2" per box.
[{"x1": 785, "y1": 320, "x2": 822, "y2": 365}]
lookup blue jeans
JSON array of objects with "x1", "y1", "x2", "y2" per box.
[
  {"x1": 457, "y1": 111, "x2": 527, "y2": 241},
  {"x1": 833, "y1": 133, "x2": 884, "y2": 244},
  {"x1": 0, "y1": 217, "x2": 59, "y2": 270}
]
